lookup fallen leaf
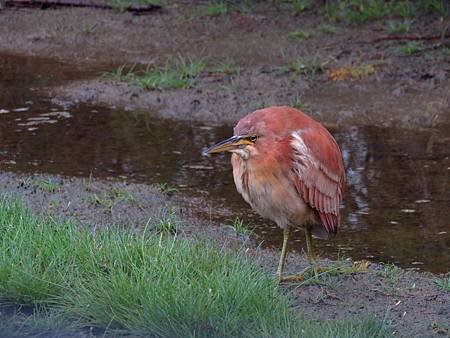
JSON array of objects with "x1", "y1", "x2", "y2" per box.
[
  {"x1": 351, "y1": 260, "x2": 371, "y2": 272},
  {"x1": 328, "y1": 64, "x2": 377, "y2": 81}
]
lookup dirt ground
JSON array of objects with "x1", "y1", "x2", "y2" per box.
[
  {"x1": 1, "y1": 3, "x2": 449, "y2": 127},
  {"x1": 0, "y1": 2, "x2": 449, "y2": 337},
  {"x1": 0, "y1": 171, "x2": 448, "y2": 337}
]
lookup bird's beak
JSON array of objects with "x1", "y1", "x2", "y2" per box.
[{"x1": 203, "y1": 135, "x2": 252, "y2": 156}]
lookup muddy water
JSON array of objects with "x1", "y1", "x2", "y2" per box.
[{"x1": 1, "y1": 53, "x2": 449, "y2": 273}]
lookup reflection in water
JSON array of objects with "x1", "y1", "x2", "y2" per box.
[
  {"x1": 1, "y1": 53, "x2": 449, "y2": 272},
  {"x1": 339, "y1": 127, "x2": 370, "y2": 228}
]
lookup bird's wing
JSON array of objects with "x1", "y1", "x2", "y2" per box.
[{"x1": 290, "y1": 128, "x2": 345, "y2": 234}]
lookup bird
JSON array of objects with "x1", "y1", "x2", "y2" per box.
[{"x1": 203, "y1": 106, "x2": 346, "y2": 283}]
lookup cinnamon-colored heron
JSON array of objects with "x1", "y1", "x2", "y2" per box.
[{"x1": 204, "y1": 106, "x2": 346, "y2": 283}]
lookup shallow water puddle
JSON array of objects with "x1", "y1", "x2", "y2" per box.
[{"x1": 1, "y1": 53, "x2": 449, "y2": 272}]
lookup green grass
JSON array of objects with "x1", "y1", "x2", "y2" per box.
[
  {"x1": 325, "y1": 0, "x2": 387, "y2": 24},
  {"x1": 220, "y1": 74, "x2": 240, "y2": 92},
  {"x1": 0, "y1": 308, "x2": 73, "y2": 338},
  {"x1": 441, "y1": 47, "x2": 450, "y2": 56},
  {"x1": 156, "y1": 182, "x2": 178, "y2": 194},
  {"x1": 106, "y1": 63, "x2": 137, "y2": 82},
  {"x1": 377, "y1": 264, "x2": 404, "y2": 282},
  {"x1": 391, "y1": 1, "x2": 416, "y2": 19},
  {"x1": 398, "y1": 41, "x2": 424, "y2": 55},
  {"x1": 210, "y1": 59, "x2": 240, "y2": 75},
  {"x1": 325, "y1": 0, "x2": 447, "y2": 25},
  {"x1": 36, "y1": 178, "x2": 60, "y2": 193},
  {"x1": 289, "y1": 24, "x2": 339, "y2": 38},
  {"x1": 376, "y1": 264, "x2": 404, "y2": 293},
  {"x1": 137, "y1": 57, "x2": 205, "y2": 90},
  {"x1": 318, "y1": 23, "x2": 340, "y2": 34},
  {"x1": 289, "y1": 94, "x2": 311, "y2": 112},
  {"x1": 199, "y1": 0, "x2": 252, "y2": 16},
  {"x1": 150, "y1": 208, "x2": 182, "y2": 234},
  {"x1": 386, "y1": 19, "x2": 414, "y2": 33},
  {"x1": 430, "y1": 319, "x2": 449, "y2": 335},
  {"x1": 106, "y1": 0, "x2": 159, "y2": 11},
  {"x1": 433, "y1": 273, "x2": 450, "y2": 292},
  {"x1": 292, "y1": 0, "x2": 313, "y2": 14},
  {"x1": 0, "y1": 197, "x2": 390, "y2": 337},
  {"x1": 280, "y1": 57, "x2": 324, "y2": 76},
  {"x1": 109, "y1": 57, "x2": 206, "y2": 90},
  {"x1": 229, "y1": 217, "x2": 254, "y2": 236},
  {"x1": 416, "y1": 0, "x2": 448, "y2": 15},
  {"x1": 288, "y1": 29, "x2": 313, "y2": 40},
  {"x1": 91, "y1": 188, "x2": 137, "y2": 210},
  {"x1": 199, "y1": 2, "x2": 228, "y2": 16},
  {"x1": 106, "y1": 0, "x2": 160, "y2": 11},
  {"x1": 81, "y1": 21, "x2": 98, "y2": 35}
]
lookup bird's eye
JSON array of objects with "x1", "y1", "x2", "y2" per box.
[{"x1": 249, "y1": 135, "x2": 257, "y2": 142}]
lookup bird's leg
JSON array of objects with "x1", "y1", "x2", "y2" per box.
[
  {"x1": 305, "y1": 226, "x2": 316, "y2": 264},
  {"x1": 305, "y1": 226, "x2": 320, "y2": 276},
  {"x1": 277, "y1": 226, "x2": 306, "y2": 284},
  {"x1": 277, "y1": 225, "x2": 290, "y2": 283}
]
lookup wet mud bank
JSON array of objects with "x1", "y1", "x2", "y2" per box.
[
  {"x1": 52, "y1": 71, "x2": 450, "y2": 127},
  {"x1": 0, "y1": 4, "x2": 449, "y2": 127}
]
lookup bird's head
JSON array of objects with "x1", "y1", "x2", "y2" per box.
[
  {"x1": 203, "y1": 106, "x2": 298, "y2": 160},
  {"x1": 202, "y1": 133, "x2": 258, "y2": 160}
]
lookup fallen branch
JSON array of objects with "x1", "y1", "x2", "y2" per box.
[{"x1": 5, "y1": 0, "x2": 161, "y2": 13}]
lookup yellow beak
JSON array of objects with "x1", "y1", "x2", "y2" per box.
[{"x1": 203, "y1": 135, "x2": 252, "y2": 155}]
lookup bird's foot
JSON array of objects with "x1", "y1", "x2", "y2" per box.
[
  {"x1": 278, "y1": 265, "x2": 314, "y2": 284},
  {"x1": 301, "y1": 264, "x2": 324, "y2": 282},
  {"x1": 340, "y1": 260, "x2": 371, "y2": 273},
  {"x1": 278, "y1": 261, "x2": 371, "y2": 285},
  {"x1": 278, "y1": 274, "x2": 305, "y2": 284}
]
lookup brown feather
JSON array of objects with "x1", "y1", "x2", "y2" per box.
[{"x1": 232, "y1": 106, "x2": 346, "y2": 234}]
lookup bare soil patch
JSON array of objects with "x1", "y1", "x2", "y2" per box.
[{"x1": 1, "y1": 3, "x2": 449, "y2": 127}]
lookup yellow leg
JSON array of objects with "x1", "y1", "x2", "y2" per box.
[
  {"x1": 277, "y1": 225, "x2": 290, "y2": 283},
  {"x1": 277, "y1": 226, "x2": 306, "y2": 284},
  {"x1": 305, "y1": 226, "x2": 321, "y2": 276},
  {"x1": 305, "y1": 226, "x2": 316, "y2": 265}
]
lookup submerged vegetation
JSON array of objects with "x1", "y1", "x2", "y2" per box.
[{"x1": 0, "y1": 197, "x2": 390, "y2": 337}]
